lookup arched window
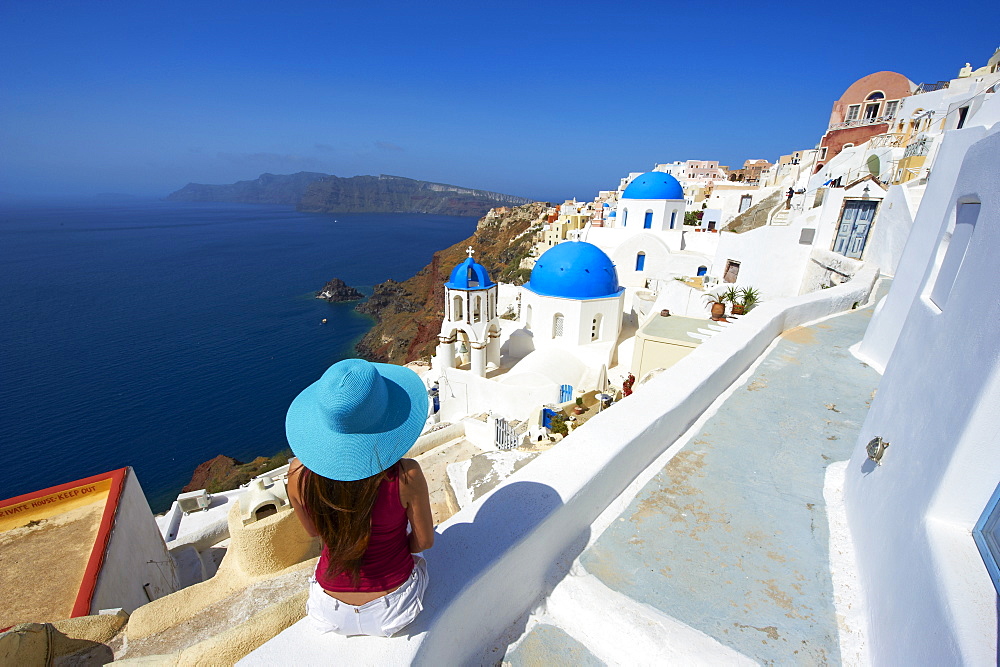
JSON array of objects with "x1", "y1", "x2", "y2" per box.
[
  {"x1": 622, "y1": 209, "x2": 628, "y2": 227},
  {"x1": 697, "y1": 265, "x2": 708, "y2": 276},
  {"x1": 635, "y1": 252, "x2": 646, "y2": 271},
  {"x1": 864, "y1": 91, "x2": 884, "y2": 120},
  {"x1": 453, "y1": 295, "x2": 463, "y2": 321},
  {"x1": 552, "y1": 313, "x2": 564, "y2": 338},
  {"x1": 670, "y1": 211, "x2": 677, "y2": 229},
  {"x1": 473, "y1": 295, "x2": 482, "y2": 322},
  {"x1": 591, "y1": 314, "x2": 603, "y2": 341},
  {"x1": 467, "y1": 266, "x2": 480, "y2": 287},
  {"x1": 525, "y1": 304, "x2": 532, "y2": 329},
  {"x1": 643, "y1": 210, "x2": 653, "y2": 229}
]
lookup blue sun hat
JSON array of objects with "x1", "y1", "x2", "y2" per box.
[{"x1": 285, "y1": 358, "x2": 429, "y2": 481}]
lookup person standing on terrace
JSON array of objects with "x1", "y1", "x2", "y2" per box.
[{"x1": 285, "y1": 358, "x2": 434, "y2": 637}]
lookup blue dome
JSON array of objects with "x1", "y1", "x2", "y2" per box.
[
  {"x1": 602, "y1": 202, "x2": 610, "y2": 207},
  {"x1": 445, "y1": 257, "x2": 494, "y2": 290},
  {"x1": 608, "y1": 210, "x2": 617, "y2": 217},
  {"x1": 622, "y1": 172, "x2": 684, "y2": 200},
  {"x1": 526, "y1": 242, "x2": 622, "y2": 300}
]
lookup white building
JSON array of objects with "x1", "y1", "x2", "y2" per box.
[
  {"x1": 586, "y1": 171, "x2": 719, "y2": 294},
  {"x1": 433, "y1": 249, "x2": 501, "y2": 378},
  {"x1": 431, "y1": 242, "x2": 626, "y2": 427}
]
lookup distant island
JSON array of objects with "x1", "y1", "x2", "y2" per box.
[{"x1": 166, "y1": 172, "x2": 535, "y2": 217}]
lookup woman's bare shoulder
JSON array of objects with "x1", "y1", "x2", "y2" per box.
[{"x1": 397, "y1": 459, "x2": 425, "y2": 483}]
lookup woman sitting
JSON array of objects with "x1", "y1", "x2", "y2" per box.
[{"x1": 285, "y1": 358, "x2": 434, "y2": 637}]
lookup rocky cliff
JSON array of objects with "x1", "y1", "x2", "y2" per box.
[
  {"x1": 166, "y1": 172, "x2": 327, "y2": 205},
  {"x1": 299, "y1": 174, "x2": 533, "y2": 216},
  {"x1": 182, "y1": 451, "x2": 293, "y2": 494},
  {"x1": 316, "y1": 278, "x2": 364, "y2": 302},
  {"x1": 354, "y1": 203, "x2": 548, "y2": 363},
  {"x1": 167, "y1": 172, "x2": 533, "y2": 217}
]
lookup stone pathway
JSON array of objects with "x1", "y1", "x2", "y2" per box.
[{"x1": 506, "y1": 305, "x2": 880, "y2": 665}]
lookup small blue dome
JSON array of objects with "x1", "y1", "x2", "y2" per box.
[
  {"x1": 608, "y1": 210, "x2": 617, "y2": 217},
  {"x1": 526, "y1": 242, "x2": 622, "y2": 300},
  {"x1": 622, "y1": 172, "x2": 684, "y2": 200},
  {"x1": 446, "y1": 257, "x2": 494, "y2": 290},
  {"x1": 602, "y1": 202, "x2": 610, "y2": 207}
]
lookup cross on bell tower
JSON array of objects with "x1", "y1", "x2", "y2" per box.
[{"x1": 466, "y1": 246, "x2": 475, "y2": 258}]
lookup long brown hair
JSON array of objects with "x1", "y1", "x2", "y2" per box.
[{"x1": 297, "y1": 466, "x2": 388, "y2": 585}]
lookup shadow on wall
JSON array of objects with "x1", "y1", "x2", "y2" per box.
[{"x1": 408, "y1": 481, "x2": 588, "y2": 664}]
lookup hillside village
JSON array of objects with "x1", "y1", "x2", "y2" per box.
[{"x1": 2, "y1": 47, "x2": 1000, "y2": 665}]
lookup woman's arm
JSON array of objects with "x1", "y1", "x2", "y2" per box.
[
  {"x1": 286, "y1": 458, "x2": 320, "y2": 538},
  {"x1": 398, "y1": 459, "x2": 435, "y2": 553}
]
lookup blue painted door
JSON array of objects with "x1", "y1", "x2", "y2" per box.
[
  {"x1": 833, "y1": 200, "x2": 878, "y2": 259},
  {"x1": 559, "y1": 384, "x2": 573, "y2": 403}
]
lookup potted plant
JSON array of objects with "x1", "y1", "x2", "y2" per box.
[
  {"x1": 574, "y1": 396, "x2": 586, "y2": 415},
  {"x1": 738, "y1": 286, "x2": 761, "y2": 314},
  {"x1": 703, "y1": 291, "x2": 727, "y2": 321},
  {"x1": 719, "y1": 286, "x2": 740, "y2": 308}
]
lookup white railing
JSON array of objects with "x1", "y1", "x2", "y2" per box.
[
  {"x1": 868, "y1": 133, "x2": 906, "y2": 149},
  {"x1": 829, "y1": 115, "x2": 896, "y2": 132},
  {"x1": 904, "y1": 137, "x2": 931, "y2": 158}
]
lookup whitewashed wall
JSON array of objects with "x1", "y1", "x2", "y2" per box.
[
  {"x1": 437, "y1": 367, "x2": 554, "y2": 424},
  {"x1": 711, "y1": 225, "x2": 814, "y2": 300},
  {"x1": 610, "y1": 234, "x2": 709, "y2": 288},
  {"x1": 679, "y1": 229, "x2": 721, "y2": 256},
  {"x1": 92, "y1": 469, "x2": 179, "y2": 613},
  {"x1": 863, "y1": 182, "x2": 915, "y2": 277},
  {"x1": 521, "y1": 290, "x2": 623, "y2": 349},
  {"x1": 843, "y1": 126, "x2": 1000, "y2": 665},
  {"x1": 615, "y1": 197, "x2": 683, "y2": 232},
  {"x1": 856, "y1": 125, "x2": 990, "y2": 371}
]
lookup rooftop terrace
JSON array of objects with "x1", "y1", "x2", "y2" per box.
[
  {"x1": 243, "y1": 271, "x2": 882, "y2": 665},
  {"x1": 506, "y1": 304, "x2": 879, "y2": 664}
]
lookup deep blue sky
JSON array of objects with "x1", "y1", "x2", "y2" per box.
[{"x1": 2, "y1": 1, "x2": 997, "y2": 202}]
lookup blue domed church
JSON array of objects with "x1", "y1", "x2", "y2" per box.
[
  {"x1": 614, "y1": 171, "x2": 685, "y2": 233},
  {"x1": 432, "y1": 242, "x2": 626, "y2": 425},
  {"x1": 434, "y1": 248, "x2": 501, "y2": 377},
  {"x1": 520, "y1": 241, "x2": 624, "y2": 357},
  {"x1": 585, "y1": 171, "x2": 714, "y2": 290}
]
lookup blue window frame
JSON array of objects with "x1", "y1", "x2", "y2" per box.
[
  {"x1": 670, "y1": 211, "x2": 677, "y2": 229},
  {"x1": 635, "y1": 252, "x2": 645, "y2": 271},
  {"x1": 643, "y1": 211, "x2": 653, "y2": 229}
]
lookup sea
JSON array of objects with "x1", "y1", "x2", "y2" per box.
[{"x1": 0, "y1": 200, "x2": 478, "y2": 512}]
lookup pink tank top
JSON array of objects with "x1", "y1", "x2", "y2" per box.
[{"x1": 315, "y1": 463, "x2": 414, "y2": 592}]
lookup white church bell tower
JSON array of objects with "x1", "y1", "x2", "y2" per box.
[{"x1": 435, "y1": 248, "x2": 500, "y2": 377}]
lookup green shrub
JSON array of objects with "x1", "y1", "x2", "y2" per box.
[{"x1": 550, "y1": 413, "x2": 568, "y2": 435}]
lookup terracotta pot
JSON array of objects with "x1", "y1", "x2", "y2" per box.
[{"x1": 731, "y1": 303, "x2": 746, "y2": 315}]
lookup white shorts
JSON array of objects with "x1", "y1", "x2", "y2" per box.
[{"x1": 306, "y1": 556, "x2": 429, "y2": 637}]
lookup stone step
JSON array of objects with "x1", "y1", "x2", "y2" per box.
[{"x1": 515, "y1": 568, "x2": 755, "y2": 666}]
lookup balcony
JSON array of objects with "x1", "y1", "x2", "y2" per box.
[
  {"x1": 868, "y1": 133, "x2": 906, "y2": 149},
  {"x1": 828, "y1": 114, "x2": 895, "y2": 132},
  {"x1": 904, "y1": 136, "x2": 931, "y2": 158}
]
